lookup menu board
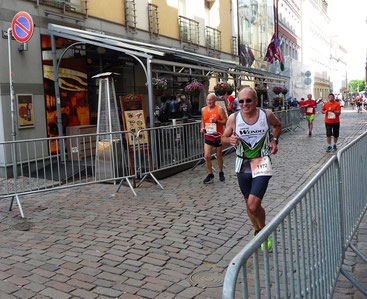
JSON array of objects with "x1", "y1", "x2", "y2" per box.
[
  {"x1": 216, "y1": 99, "x2": 229, "y2": 118},
  {"x1": 124, "y1": 110, "x2": 148, "y2": 145},
  {"x1": 120, "y1": 94, "x2": 149, "y2": 146}
]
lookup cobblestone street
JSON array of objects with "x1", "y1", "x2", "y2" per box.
[{"x1": 0, "y1": 108, "x2": 366, "y2": 298}]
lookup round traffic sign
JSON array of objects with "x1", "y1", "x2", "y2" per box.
[
  {"x1": 11, "y1": 11, "x2": 34, "y2": 43},
  {"x1": 304, "y1": 78, "x2": 312, "y2": 85},
  {"x1": 305, "y1": 70, "x2": 311, "y2": 77}
]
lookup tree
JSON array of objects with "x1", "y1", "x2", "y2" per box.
[{"x1": 349, "y1": 80, "x2": 365, "y2": 93}]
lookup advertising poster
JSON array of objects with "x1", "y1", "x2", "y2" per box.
[
  {"x1": 17, "y1": 94, "x2": 34, "y2": 128},
  {"x1": 41, "y1": 35, "x2": 90, "y2": 153}
]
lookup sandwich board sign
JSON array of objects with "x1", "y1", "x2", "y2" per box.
[{"x1": 11, "y1": 11, "x2": 34, "y2": 43}]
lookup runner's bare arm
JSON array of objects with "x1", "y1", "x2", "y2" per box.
[
  {"x1": 200, "y1": 107, "x2": 205, "y2": 133},
  {"x1": 266, "y1": 110, "x2": 281, "y2": 155},
  {"x1": 221, "y1": 114, "x2": 239, "y2": 146}
]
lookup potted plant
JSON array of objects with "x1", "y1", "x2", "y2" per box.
[
  {"x1": 272, "y1": 86, "x2": 283, "y2": 108},
  {"x1": 184, "y1": 82, "x2": 204, "y2": 97},
  {"x1": 147, "y1": 78, "x2": 168, "y2": 96},
  {"x1": 214, "y1": 82, "x2": 234, "y2": 96}
]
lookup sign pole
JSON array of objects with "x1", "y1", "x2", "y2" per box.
[{"x1": 7, "y1": 28, "x2": 18, "y2": 181}]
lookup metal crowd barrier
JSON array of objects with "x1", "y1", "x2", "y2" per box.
[
  {"x1": 136, "y1": 121, "x2": 203, "y2": 188},
  {"x1": 1, "y1": 131, "x2": 137, "y2": 218},
  {"x1": 222, "y1": 131, "x2": 367, "y2": 299},
  {"x1": 273, "y1": 108, "x2": 301, "y2": 132}
]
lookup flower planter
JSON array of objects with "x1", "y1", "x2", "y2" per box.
[
  {"x1": 187, "y1": 90, "x2": 201, "y2": 97},
  {"x1": 154, "y1": 89, "x2": 165, "y2": 96},
  {"x1": 216, "y1": 90, "x2": 227, "y2": 96}
]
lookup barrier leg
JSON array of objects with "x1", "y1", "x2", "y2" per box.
[
  {"x1": 9, "y1": 195, "x2": 24, "y2": 218},
  {"x1": 116, "y1": 178, "x2": 137, "y2": 197},
  {"x1": 136, "y1": 174, "x2": 148, "y2": 187},
  {"x1": 191, "y1": 158, "x2": 205, "y2": 171},
  {"x1": 148, "y1": 172, "x2": 164, "y2": 190},
  {"x1": 136, "y1": 173, "x2": 164, "y2": 190},
  {"x1": 9, "y1": 196, "x2": 14, "y2": 211},
  {"x1": 340, "y1": 268, "x2": 367, "y2": 296},
  {"x1": 349, "y1": 244, "x2": 367, "y2": 264}
]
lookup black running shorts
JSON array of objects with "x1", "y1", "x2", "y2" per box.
[
  {"x1": 236, "y1": 172, "x2": 271, "y2": 200},
  {"x1": 325, "y1": 122, "x2": 340, "y2": 138},
  {"x1": 204, "y1": 139, "x2": 222, "y2": 147}
]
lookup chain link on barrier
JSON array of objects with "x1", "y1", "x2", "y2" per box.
[
  {"x1": 222, "y1": 131, "x2": 367, "y2": 299},
  {"x1": 1, "y1": 131, "x2": 137, "y2": 218}
]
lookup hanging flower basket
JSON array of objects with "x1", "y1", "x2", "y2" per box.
[
  {"x1": 185, "y1": 82, "x2": 204, "y2": 96},
  {"x1": 281, "y1": 88, "x2": 288, "y2": 96},
  {"x1": 255, "y1": 86, "x2": 267, "y2": 97},
  {"x1": 214, "y1": 83, "x2": 234, "y2": 96},
  {"x1": 146, "y1": 78, "x2": 168, "y2": 96},
  {"x1": 272, "y1": 86, "x2": 283, "y2": 95}
]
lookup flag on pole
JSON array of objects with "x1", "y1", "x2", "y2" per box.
[
  {"x1": 264, "y1": 33, "x2": 276, "y2": 63},
  {"x1": 247, "y1": 45, "x2": 255, "y2": 67},
  {"x1": 264, "y1": 33, "x2": 285, "y2": 71},
  {"x1": 274, "y1": 39, "x2": 284, "y2": 71}
]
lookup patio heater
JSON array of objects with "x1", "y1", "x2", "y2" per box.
[{"x1": 93, "y1": 72, "x2": 122, "y2": 180}]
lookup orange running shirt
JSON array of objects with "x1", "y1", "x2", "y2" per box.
[
  {"x1": 202, "y1": 105, "x2": 224, "y2": 137},
  {"x1": 322, "y1": 101, "x2": 341, "y2": 124}
]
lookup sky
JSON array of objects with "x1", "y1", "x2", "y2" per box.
[{"x1": 328, "y1": 0, "x2": 367, "y2": 80}]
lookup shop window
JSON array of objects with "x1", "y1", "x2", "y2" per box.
[
  {"x1": 148, "y1": 3, "x2": 160, "y2": 37},
  {"x1": 205, "y1": 26, "x2": 222, "y2": 52},
  {"x1": 124, "y1": 0, "x2": 137, "y2": 32},
  {"x1": 178, "y1": 16, "x2": 199, "y2": 46}
]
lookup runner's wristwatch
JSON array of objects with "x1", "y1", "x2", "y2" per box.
[{"x1": 272, "y1": 137, "x2": 279, "y2": 145}]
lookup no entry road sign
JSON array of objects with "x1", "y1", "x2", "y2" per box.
[{"x1": 11, "y1": 11, "x2": 34, "y2": 43}]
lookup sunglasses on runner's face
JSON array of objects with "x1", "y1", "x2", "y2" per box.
[{"x1": 239, "y1": 98, "x2": 253, "y2": 104}]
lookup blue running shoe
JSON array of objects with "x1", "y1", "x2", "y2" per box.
[
  {"x1": 333, "y1": 144, "x2": 337, "y2": 151},
  {"x1": 326, "y1": 145, "x2": 332, "y2": 152}
]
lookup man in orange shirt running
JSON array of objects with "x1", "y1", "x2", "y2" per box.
[
  {"x1": 300, "y1": 94, "x2": 317, "y2": 136},
  {"x1": 321, "y1": 93, "x2": 341, "y2": 152},
  {"x1": 201, "y1": 93, "x2": 227, "y2": 184}
]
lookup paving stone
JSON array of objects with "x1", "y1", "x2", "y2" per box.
[
  {"x1": 93, "y1": 286, "x2": 123, "y2": 297},
  {"x1": 40, "y1": 287, "x2": 71, "y2": 299}
]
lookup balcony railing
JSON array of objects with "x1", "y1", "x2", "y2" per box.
[
  {"x1": 205, "y1": 26, "x2": 221, "y2": 51},
  {"x1": 232, "y1": 36, "x2": 238, "y2": 56},
  {"x1": 32, "y1": 0, "x2": 88, "y2": 15},
  {"x1": 148, "y1": 3, "x2": 159, "y2": 37},
  {"x1": 124, "y1": 0, "x2": 137, "y2": 32},
  {"x1": 178, "y1": 16, "x2": 199, "y2": 46}
]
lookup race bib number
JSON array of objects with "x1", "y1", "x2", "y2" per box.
[
  {"x1": 328, "y1": 112, "x2": 336, "y2": 119},
  {"x1": 205, "y1": 123, "x2": 217, "y2": 134},
  {"x1": 250, "y1": 156, "x2": 273, "y2": 178},
  {"x1": 307, "y1": 108, "x2": 313, "y2": 113}
]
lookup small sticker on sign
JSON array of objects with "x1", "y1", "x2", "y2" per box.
[{"x1": 72, "y1": 147, "x2": 79, "y2": 153}]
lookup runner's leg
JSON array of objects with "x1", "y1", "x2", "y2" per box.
[
  {"x1": 204, "y1": 143, "x2": 213, "y2": 174},
  {"x1": 216, "y1": 146, "x2": 223, "y2": 172}
]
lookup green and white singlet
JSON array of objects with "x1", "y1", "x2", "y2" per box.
[{"x1": 234, "y1": 109, "x2": 271, "y2": 173}]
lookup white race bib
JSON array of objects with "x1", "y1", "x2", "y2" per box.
[
  {"x1": 307, "y1": 108, "x2": 313, "y2": 113},
  {"x1": 250, "y1": 156, "x2": 273, "y2": 178},
  {"x1": 205, "y1": 123, "x2": 217, "y2": 134},
  {"x1": 328, "y1": 112, "x2": 336, "y2": 119}
]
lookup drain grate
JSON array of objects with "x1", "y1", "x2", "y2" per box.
[
  {"x1": 189, "y1": 271, "x2": 224, "y2": 288},
  {"x1": 12, "y1": 221, "x2": 34, "y2": 231}
]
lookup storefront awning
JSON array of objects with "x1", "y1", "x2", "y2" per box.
[{"x1": 48, "y1": 24, "x2": 288, "y2": 85}]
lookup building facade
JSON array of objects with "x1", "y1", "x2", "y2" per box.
[
  {"x1": 0, "y1": 0, "x2": 240, "y2": 144},
  {"x1": 301, "y1": 0, "x2": 331, "y2": 100}
]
